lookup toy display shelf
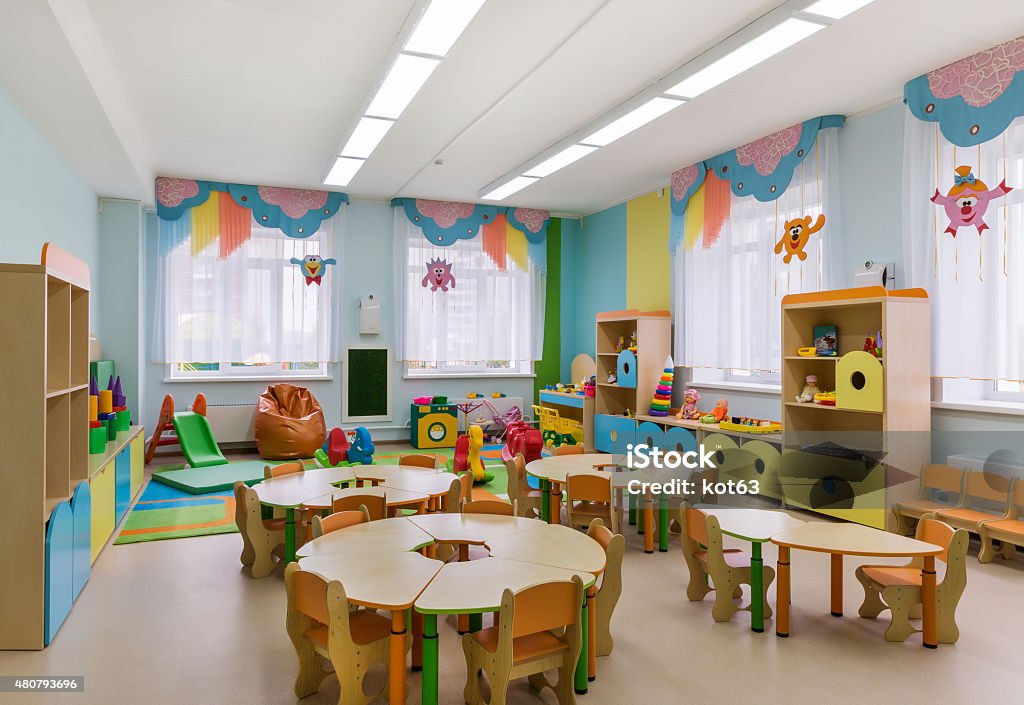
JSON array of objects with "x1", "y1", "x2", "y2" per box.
[
  {"x1": 537, "y1": 389, "x2": 594, "y2": 451},
  {"x1": 593, "y1": 310, "x2": 671, "y2": 418},
  {"x1": 780, "y1": 286, "x2": 931, "y2": 530},
  {"x1": 633, "y1": 413, "x2": 783, "y2": 444}
]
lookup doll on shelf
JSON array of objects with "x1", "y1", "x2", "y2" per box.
[{"x1": 675, "y1": 388, "x2": 702, "y2": 420}]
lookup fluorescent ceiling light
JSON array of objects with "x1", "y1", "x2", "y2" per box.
[
  {"x1": 324, "y1": 157, "x2": 365, "y2": 186},
  {"x1": 481, "y1": 176, "x2": 539, "y2": 201},
  {"x1": 366, "y1": 54, "x2": 441, "y2": 119},
  {"x1": 666, "y1": 18, "x2": 824, "y2": 99},
  {"x1": 341, "y1": 117, "x2": 395, "y2": 159},
  {"x1": 404, "y1": 0, "x2": 486, "y2": 57},
  {"x1": 523, "y1": 144, "x2": 599, "y2": 178},
  {"x1": 803, "y1": 0, "x2": 875, "y2": 19},
  {"x1": 582, "y1": 97, "x2": 684, "y2": 147}
]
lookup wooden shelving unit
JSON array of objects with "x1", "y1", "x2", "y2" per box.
[
  {"x1": 0, "y1": 244, "x2": 91, "y2": 649},
  {"x1": 780, "y1": 286, "x2": 931, "y2": 529}
]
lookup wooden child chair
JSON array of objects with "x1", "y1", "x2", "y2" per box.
[
  {"x1": 333, "y1": 492, "x2": 387, "y2": 521},
  {"x1": 462, "y1": 576, "x2": 584, "y2": 705},
  {"x1": 855, "y1": 514, "x2": 968, "y2": 643},
  {"x1": 679, "y1": 502, "x2": 774, "y2": 623},
  {"x1": 587, "y1": 519, "x2": 625, "y2": 656},
  {"x1": 462, "y1": 498, "x2": 517, "y2": 516},
  {"x1": 284, "y1": 564, "x2": 394, "y2": 705},
  {"x1": 311, "y1": 507, "x2": 370, "y2": 539},
  {"x1": 554, "y1": 444, "x2": 584, "y2": 456},
  {"x1": 566, "y1": 472, "x2": 618, "y2": 533},
  {"x1": 398, "y1": 453, "x2": 445, "y2": 469},
  {"x1": 978, "y1": 477, "x2": 1023, "y2": 563},
  {"x1": 264, "y1": 461, "x2": 304, "y2": 479},
  {"x1": 234, "y1": 482, "x2": 286, "y2": 578},
  {"x1": 506, "y1": 453, "x2": 544, "y2": 519},
  {"x1": 892, "y1": 464, "x2": 965, "y2": 535},
  {"x1": 936, "y1": 471, "x2": 1014, "y2": 536}
]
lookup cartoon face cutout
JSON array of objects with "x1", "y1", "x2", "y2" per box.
[
  {"x1": 775, "y1": 214, "x2": 825, "y2": 264},
  {"x1": 932, "y1": 166, "x2": 1012, "y2": 237},
  {"x1": 290, "y1": 254, "x2": 337, "y2": 285},
  {"x1": 421, "y1": 257, "x2": 456, "y2": 292}
]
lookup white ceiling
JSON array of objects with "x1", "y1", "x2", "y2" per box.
[{"x1": 2, "y1": 0, "x2": 1023, "y2": 214}]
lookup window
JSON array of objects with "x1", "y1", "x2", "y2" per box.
[
  {"x1": 157, "y1": 221, "x2": 336, "y2": 381},
  {"x1": 673, "y1": 129, "x2": 839, "y2": 388},
  {"x1": 396, "y1": 211, "x2": 541, "y2": 377}
]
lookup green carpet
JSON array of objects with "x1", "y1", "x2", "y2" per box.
[
  {"x1": 372, "y1": 444, "x2": 508, "y2": 496},
  {"x1": 115, "y1": 481, "x2": 237, "y2": 544}
]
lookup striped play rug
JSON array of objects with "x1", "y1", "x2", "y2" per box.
[{"x1": 114, "y1": 481, "x2": 237, "y2": 544}]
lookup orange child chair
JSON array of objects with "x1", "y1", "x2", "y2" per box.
[
  {"x1": 856, "y1": 515, "x2": 968, "y2": 643},
  {"x1": 892, "y1": 464, "x2": 965, "y2": 535},
  {"x1": 399, "y1": 453, "x2": 446, "y2": 470},
  {"x1": 565, "y1": 473, "x2": 619, "y2": 534},
  {"x1": 234, "y1": 482, "x2": 287, "y2": 579},
  {"x1": 680, "y1": 503, "x2": 774, "y2": 623},
  {"x1": 979, "y1": 478, "x2": 1024, "y2": 563},
  {"x1": 462, "y1": 576, "x2": 584, "y2": 705},
  {"x1": 311, "y1": 507, "x2": 370, "y2": 539},
  {"x1": 333, "y1": 493, "x2": 387, "y2": 521},
  {"x1": 285, "y1": 564, "x2": 395, "y2": 705},
  {"x1": 264, "y1": 461, "x2": 305, "y2": 479},
  {"x1": 587, "y1": 519, "x2": 625, "y2": 656},
  {"x1": 554, "y1": 444, "x2": 585, "y2": 456},
  {"x1": 462, "y1": 499, "x2": 517, "y2": 516},
  {"x1": 506, "y1": 454, "x2": 544, "y2": 519}
]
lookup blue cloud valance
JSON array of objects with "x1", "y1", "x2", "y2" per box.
[
  {"x1": 391, "y1": 198, "x2": 551, "y2": 245},
  {"x1": 904, "y1": 36, "x2": 1024, "y2": 148},
  {"x1": 669, "y1": 114, "x2": 845, "y2": 215}
]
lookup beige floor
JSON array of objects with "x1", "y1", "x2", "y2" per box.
[{"x1": 2, "y1": 489, "x2": 1022, "y2": 705}]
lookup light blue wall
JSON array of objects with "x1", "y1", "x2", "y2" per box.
[
  {"x1": 573, "y1": 204, "x2": 627, "y2": 356},
  {"x1": 140, "y1": 200, "x2": 537, "y2": 441},
  {"x1": 0, "y1": 85, "x2": 100, "y2": 326}
]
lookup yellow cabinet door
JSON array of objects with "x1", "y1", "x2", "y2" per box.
[
  {"x1": 129, "y1": 433, "x2": 144, "y2": 498},
  {"x1": 90, "y1": 462, "x2": 115, "y2": 563}
]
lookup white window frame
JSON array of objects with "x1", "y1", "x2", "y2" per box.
[
  {"x1": 165, "y1": 361, "x2": 330, "y2": 383},
  {"x1": 404, "y1": 359, "x2": 533, "y2": 379}
]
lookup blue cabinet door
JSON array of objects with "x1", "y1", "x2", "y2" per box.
[
  {"x1": 593, "y1": 414, "x2": 636, "y2": 454},
  {"x1": 114, "y1": 447, "x2": 131, "y2": 524},
  {"x1": 45, "y1": 502, "x2": 75, "y2": 645}
]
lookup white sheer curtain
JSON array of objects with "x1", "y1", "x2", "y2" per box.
[
  {"x1": 153, "y1": 217, "x2": 341, "y2": 365},
  {"x1": 903, "y1": 115, "x2": 1024, "y2": 382},
  {"x1": 394, "y1": 210, "x2": 544, "y2": 366},
  {"x1": 671, "y1": 128, "x2": 840, "y2": 374}
]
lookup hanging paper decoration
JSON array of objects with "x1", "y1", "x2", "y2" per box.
[
  {"x1": 290, "y1": 255, "x2": 337, "y2": 286},
  {"x1": 481, "y1": 214, "x2": 508, "y2": 271},
  {"x1": 647, "y1": 357, "x2": 675, "y2": 417},
  {"x1": 681, "y1": 182, "x2": 705, "y2": 251},
  {"x1": 702, "y1": 170, "x2": 731, "y2": 249},
  {"x1": 774, "y1": 214, "x2": 825, "y2": 264},
  {"x1": 930, "y1": 166, "x2": 1011, "y2": 237},
  {"x1": 905, "y1": 36, "x2": 1024, "y2": 147},
  {"x1": 422, "y1": 257, "x2": 456, "y2": 292},
  {"x1": 504, "y1": 208, "x2": 549, "y2": 243},
  {"x1": 190, "y1": 194, "x2": 220, "y2": 256},
  {"x1": 505, "y1": 221, "x2": 529, "y2": 272},
  {"x1": 217, "y1": 191, "x2": 252, "y2": 259}
]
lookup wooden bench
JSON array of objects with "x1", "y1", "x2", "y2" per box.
[
  {"x1": 892, "y1": 464, "x2": 964, "y2": 535},
  {"x1": 978, "y1": 477, "x2": 1022, "y2": 563},
  {"x1": 936, "y1": 471, "x2": 1014, "y2": 538}
]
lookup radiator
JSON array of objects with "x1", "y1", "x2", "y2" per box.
[
  {"x1": 449, "y1": 397, "x2": 526, "y2": 431},
  {"x1": 205, "y1": 403, "x2": 257, "y2": 444}
]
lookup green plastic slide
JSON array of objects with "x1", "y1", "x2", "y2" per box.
[{"x1": 172, "y1": 412, "x2": 228, "y2": 468}]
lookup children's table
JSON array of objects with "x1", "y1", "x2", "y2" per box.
[
  {"x1": 525, "y1": 454, "x2": 625, "y2": 524},
  {"x1": 351, "y1": 464, "x2": 443, "y2": 482},
  {"x1": 693, "y1": 506, "x2": 805, "y2": 632},
  {"x1": 298, "y1": 551, "x2": 444, "y2": 705},
  {"x1": 407, "y1": 513, "x2": 544, "y2": 545},
  {"x1": 414, "y1": 557, "x2": 597, "y2": 705},
  {"x1": 296, "y1": 516, "x2": 435, "y2": 558},
  {"x1": 771, "y1": 522, "x2": 944, "y2": 647},
  {"x1": 303, "y1": 485, "x2": 431, "y2": 517}
]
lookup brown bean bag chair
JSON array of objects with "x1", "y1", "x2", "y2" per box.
[{"x1": 254, "y1": 384, "x2": 327, "y2": 460}]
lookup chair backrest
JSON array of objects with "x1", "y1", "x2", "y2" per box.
[
  {"x1": 291, "y1": 568, "x2": 331, "y2": 625},
  {"x1": 233, "y1": 481, "x2": 249, "y2": 532},
  {"x1": 963, "y1": 471, "x2": 1013, "y2": 510},
  {"x1": 399, "y1": 453, "x2": 443, "y2": 469},
  {"x1": 508, "y1": 577, "x2": 582, "y2": 638},
  {"x1": 587, "y1": 519, "x2": 625, "y2": 593},
  {"x1": 684, "y1": 505, "x2": 709, "y2": 547},
  {"x1": 458, "y1": 471, "x2": 473, "y2": 507},
  {"x1": 265, "y1": 461, "x2": 304, "y2": 479},
  {"x1": 554, "y1": 444, "x2": 584, "y2": 456},
  {"x1": 333, "y1": 493, "x2": 387, "y2": 520},
  {"x1": 566, "y1": 472, "x2": 611, "y2": 505},
  {"x1": 691, "y1": 467, "x2": 719, "y2": 503},
  {"x1": 1010, "y1": 478, "x2": 1024, "y2": 519},
  {"x1": 921, "y1": 464, "x2": 964, "y2": 494},
  {"x1": 463, "y1": 499, "x2": 515, "y2": 516},
  {"x1": 285, "y1": 564, "x2": 356, "y2": 654},
  {"x1": 313, "y1": 507, "x2": 370, "y2": 538},
  {"x1": 505, "y1": 454, "x2": 525, "y2": 502},
  {"x1": 916, "y1": 517, "x2": 955, "y2": 564},
  {"x1": 915, "y1": 515, "x2": 969, "y2": 596}
]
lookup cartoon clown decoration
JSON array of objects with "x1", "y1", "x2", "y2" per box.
[
  {"x1": 290, "y1": 254, "x2": 337, "y2": 285},
  {"x1": 931, "y1": 166, "x2": 1011, "y2": 237}
]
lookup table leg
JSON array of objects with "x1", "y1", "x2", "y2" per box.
[
  {"x1": 658, "y1": 494, "x2": 669, "y2": 552},
  {"x1": 549, "y1": 481, "x2": 560, "y2": 525},
  {"x1": 468, "y1": 613, "x2": 483, "y2": 632},
  {"x1": 417, "y1": 500, "x2": 427, "y2": 515},
  {"x1": 637, "y1": 495, "x2": 644, "y2": 534},
  {"x1": 421, "y1": 613, "x2": 438, "y2": 705},
  {"x1": 586, "y1": 586, "x2": 596, "y2": 681},
  {"x1": 390, "y1": 610, "x2": 407, "y2": 705},
  {"x1": 411, "y1": 610, "x2": 423, "y2": 671},
  {"x1": 643, "y1": 496, "x2": 654, "y2": 553},
  {"x1": 540, "y1": 479, "x2": 551, "y2": 523},
  {"x1": 830, "y1": 553, "x2": 843, "y2": 617},
  {"x1": 284, "y1": 508, "x2": 296, "y2": 563},
  {"x1": 574, "y1": 596, "x2": 588, "y2": 694},
  {"x1": 750, "y1": 542, "x2": 764, "y2": 633},
  {"x1": 921, "y1": 555, "x2": 938, "y2": 649},
  {"x1": 628, "y1": 492, "x2": 637, "y2": 525},
  {"x1": 458, "y1": 544, "x2": 469, "y2": 634},
  {"x1": 777, "y1": 546, "x2": 790, "y2": 637}
]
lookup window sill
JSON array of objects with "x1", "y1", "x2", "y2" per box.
[
  {"x1": 931, "y1": 400, "x2": 1024, "y2": 417},
  {"x1": 163, "y1": 375, "x2": 334, "y2": 384},
  {"x1": 404, "y1": 373, "x2": 536, "y2": 381},
  {"x1": 688, "y1": 380, "x2": 781, "y2": 396}
]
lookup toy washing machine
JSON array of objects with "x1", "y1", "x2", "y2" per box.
[{"x1": 411, "y1": 404, "x2": 458, "y2": 449}]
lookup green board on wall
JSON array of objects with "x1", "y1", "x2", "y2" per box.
[{"x1": 344, "y1": 347, "x2": 392, "y2": 422}]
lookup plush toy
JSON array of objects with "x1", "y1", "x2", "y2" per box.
[
  {"x1": 675, "y1": 388, "x2": 702, "y2": 420},
  {"x1": 795, "y1": 375, "x2": 820, "y2": 403},
  {"x1": 290, "y1": 254, "x2": 337, "y2": 286},
  {"x1": 345, "y1": 427, "x2": 375, "y2": 464},
  {"x1": 774, "y1": 214, "x2": 825, "y2": 263},
  {"x1": 421, "y1": 257, "x2": 456, "y2": 292},
  {"x1": 607, "y1": 371, "x2": 617, "y2": 384},
  {"x1": 931, "y1": 166, "x2": 1011, "y2": 237},
  {"x1": 711, "y1": 398, "x2": 729, "y2": 423}
]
